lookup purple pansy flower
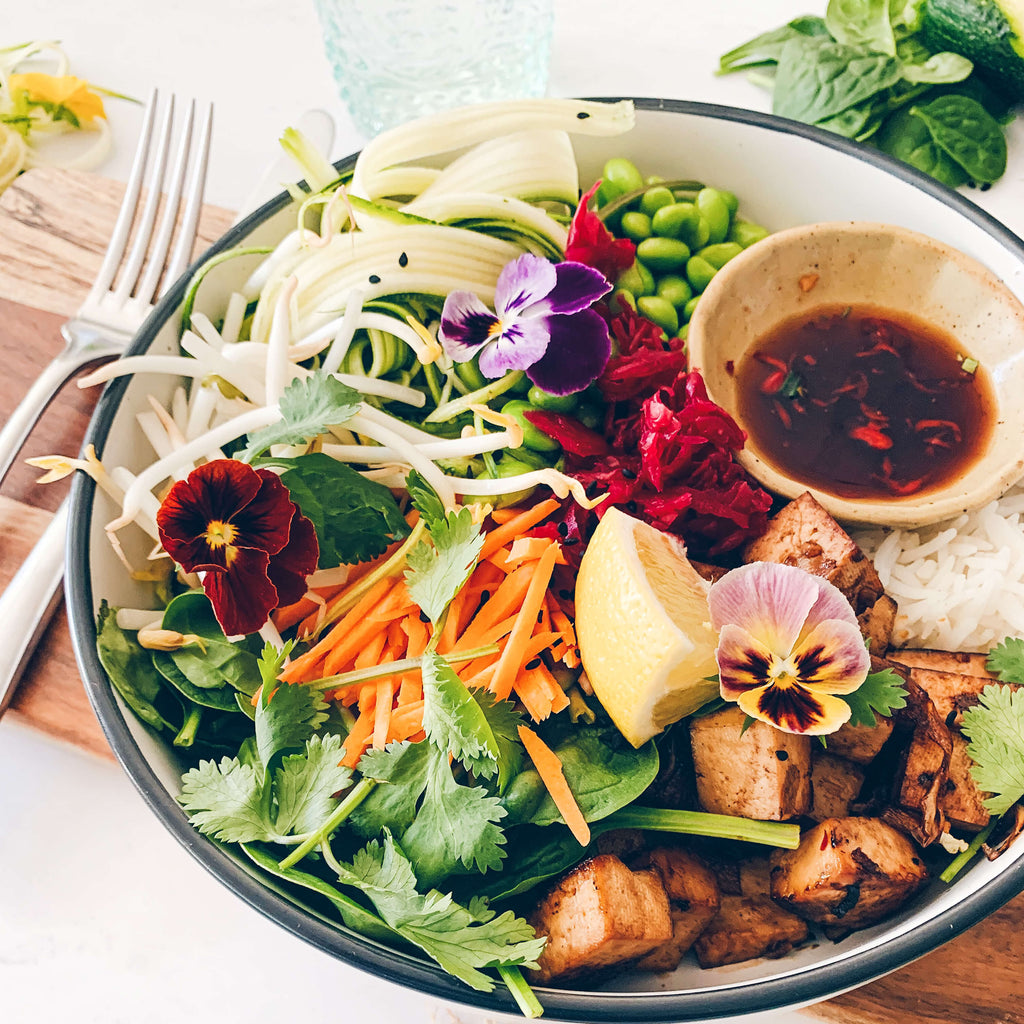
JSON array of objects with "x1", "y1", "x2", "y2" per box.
[{"x1": 438, "y1": 253, "x2": 613, "y2": 396}]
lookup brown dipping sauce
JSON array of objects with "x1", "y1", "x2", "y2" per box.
[{"x1": 733, "y1": 304, "x2": 995, "y2": 500}]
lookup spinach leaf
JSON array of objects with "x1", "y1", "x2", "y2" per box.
[
  {"x1": 874, "y1": 108, "x2": 969, "y2": 187},
  {"x1": 816, "y1": 99, "x2": 885, "y2": 139},
  {"x1": 95, "y1": 602, "x2": 177, "y2": 732},
  {"x1": 910, "y1": 94, "x2": 1008, "y2": 183},
  {"x1": 888, "y1": 0, "x2": 924, "y2": 35},
  {"x1": 773, "y1": 36, "x2": 903, "y2": 125},
  {"x1": 502, "y1": 725, "x2": 659, "y2": 828},
  {"x1": 261, "y1": 452, "x2": 410, "y2": 567},
  {"x1": 717, "y1": 16, "x2": 829, "y2": 73},
  {"x1": 900, "y1": 51, "x2": 973, "y2": 85},
  {"x1": 152, "y1": 651, "x2": 243, "y2": 711},
  {"x1": 826, "y1": 0, "x2": 895, "y2": 56},
  {"x1": 161, "y1": 591, "x2": 262, "y2": 693}
]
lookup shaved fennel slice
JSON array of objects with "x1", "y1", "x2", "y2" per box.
[
  {"x1": 413, "y1": 130, "x2": 579, "y2": 205},
  {"x1": 402, "y1": 192, "x2": 568, "y2": 253},
  {"x1": 351, "y1": 98, "x2": 635, "y2": 198},
  {"x1": 250, "y1": 224, "x2": 521, "y2": 342}
]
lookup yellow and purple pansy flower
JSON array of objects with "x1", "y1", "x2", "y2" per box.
[
  {"x1": 708, "y1": 561, "x2": 870, "y2": 735},
  {"x1": 438, "y1": 253, "x2": 612, "y2": 396}
]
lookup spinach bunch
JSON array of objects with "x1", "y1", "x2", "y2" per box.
[{"x1": 719, "y1": 0, "x2": 1015, "y2": 186}]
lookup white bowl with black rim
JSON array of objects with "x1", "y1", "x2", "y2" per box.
[{"x1": 66, "y1": 97, "x2": 1024, "y2": 1022}]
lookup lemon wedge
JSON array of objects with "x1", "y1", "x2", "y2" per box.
[{"x1": 575, "y1": 507, "x2": 720, "y2": 747}]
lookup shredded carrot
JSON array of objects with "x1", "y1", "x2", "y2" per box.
[
  {"x1": 518, "y1": 724, "x2": 590, "y2": 846},
  {"x1": 436, "y1": 579, "x2": 477, "y2": 654},
  {"x1": 372, "y1": 672, "x2": 395, "y2": 751},
  {"x1": 489, "y1": 507, "x2": 522, "y2": 525},
  {"x1": 340, "y1": 707, "x2": 377, "y2": 768},
  {"x1": 388, "y1": 699, "x2": 425, "y2": 742},
  {"x1": 456, "y1": 563, "x2": 534, "y2": 648},
  {"x1": 479, "y1": 498, "x2": 560, "y2": 559},
  {"x1": 279, "y1": 576, "x2": 394, "y2": 683},
  {"x1": 489, "y1": 543, "x2": 559, "y2": 701},
  {"x1": 505, "y1": 536, "x2": 567, "y2": 568},
  {"x1": 515, "y1": 660, "x2": 569, "y2": 722},
  {"x1": 353, "y1": 628, "x2": 388, "y2": 670}
]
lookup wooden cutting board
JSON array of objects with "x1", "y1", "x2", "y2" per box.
[{"x1": 1, "y1": 167, "x2": 1021, "y2": 1023}]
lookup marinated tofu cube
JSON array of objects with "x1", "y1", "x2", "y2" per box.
[
  {"x1": 942, "y1": 732, "x2": 991, "y2": 832},
  {"x1": 858, "y1": 594, "x2": 897, "y2": 654},
  {"x1": 530, "y1": 854, "x2": 673, "y2": 984},
  {"x1": 811, "y1": 752, "x2": 866, "y2": 822},
  {"x1": 743, "y1": 492, "x2": 884, "y2": 615},
  {"x1": 889, "y1": 649, "x2": 996, "y2": 680},
  {"x1": 690, "y1": 706, "x2": 812, "y2": 820},
  {"x1": 634, "y1": 848, "x2": 721, "y2": 972},
  {"x1": 770, "y1": 817, "x2": 928, "y2": 929},
  {"x1": 827, "y1": 718, "x2": 894, "y2": 765},
  {"x1": 693, "y1": 895, "x2": 809, "y2": 968}
]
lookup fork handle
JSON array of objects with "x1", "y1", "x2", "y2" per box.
[
  {"x1": 0, "y1": 500, "x2": 68, "y2": 716},
  {"x1": 0, "y1": 323, "x2": 123, "y2": 485}
]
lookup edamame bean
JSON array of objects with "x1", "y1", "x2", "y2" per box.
[
  {"x1": 686, "y1": 254, "x2": 718, "y2": 293},
  {"x1": 602, "y1": 157, "x2": 644, "y2": 198},
  {"x1": 682, "y1": 295, "x2": 701, "y2": 322},
  {"x1": 728, "y1": 219, "x2": 770, "y2": 248},
  {"x1": 679, "y1": 214, "x2": 711, "y2": 251},
  {"x1": 656, "y1": 274, "x2": 693, "y2": 309},
  {"x1": 637, "y1": 295, "x2": 679, "y2": 334},
  {"x1": 620, "y1": 210, "x2": 653, "y2": 242},
  {"x1": 676, "y1": 322, "x2": 690, "y2": 341},
  {"x1": 696, "y1": 241, "x2": 744, "y2": 269},
  {"x1": 617, "y1": 260, "x2": 655, "y2": 296},
  {"x1": 719, "y1": 190, "x2": 739, "y2": 217},
  {"x1": 639, "y1": 185, "x2": 675, "y2": 217},
  {"x1": 636, "y1": 236, "x2": 691, "y2": 273},
  {"x1": 528, "y1": 385, "x2": 578, "y2": 412},
  {"x1": 576, "y1": 402, "x2": 603, "y2": 430},
  {"x1": 651, "y1": 201, "x2": 698, "y2": 239},
  {"x1": 492, "y1": 455, "x2": 538, "y2": 507},
  {"x1": 501, "y1": 399, "x2": 561, "y2": 453},
  {"x1": 696, "y1": 188, "x2": 730, "y2": 244}
]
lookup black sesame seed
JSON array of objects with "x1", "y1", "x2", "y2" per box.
[
  {"x1": 775, "y1": 750, "x2": 789, "y2": 761},
  {"x1": 576, "y1": 111, "x2": 590, "y2": 119},
  {"x1": 480, "y1": 590, "x2": 490, "y2": 603},
  {"x1": 368, "y1": 274, "x2": 381, "y2": 284},
  {"x1": 525, "y1": 658, "x2": 542, "y2": 670},
  {"x1": 398, "y1": 251, "x2": 409, "y2": 267},
  {"x1": 558, "y1": 588, "x2": 572, "y2": 600},
  {"x1": 625, "y1": 500, "x2": 639, "y2": 513},
  {"x1": 981, "y1": 182, "x2": 992, "y2": 192},
  {"x1": 418, "y1": 609, "x2": 431, "y2": 623},
  {"x1": 621, "y1": 467, "x2": 637, "y2": 480},
  {"x1": 556, "y1": 521, "x2": 569, "y2": 537},
  {"x1": 563, "y1": 537, "x2": 579, "y2": 546},
  {"x1": 584, "y1": 481, "x2": 601, "y2": 499},
  {"x1": 537, "y1": 610, "x2": 544, "y2": 623}
]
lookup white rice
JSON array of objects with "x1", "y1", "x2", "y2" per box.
[{"x1": 852, "y1": 481, "x2": 1024, "y2": 653}]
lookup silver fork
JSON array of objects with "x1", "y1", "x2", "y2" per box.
[{"x1": 0, "y1": 90, "x2": 213, "y2": 715}]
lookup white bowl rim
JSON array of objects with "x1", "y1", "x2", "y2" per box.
[{"x1": 66, "y1": 96, "x2": 1024, "y2": 1021}]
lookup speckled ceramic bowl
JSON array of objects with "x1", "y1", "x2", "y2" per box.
[
  {"x1": 68, "y1": 99, "x2": 1024, "y2": 1022},
  {"x1": 687, "y1": 220, "x2": 1024, "y2": 528}
]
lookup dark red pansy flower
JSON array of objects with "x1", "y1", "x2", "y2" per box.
[
  {"x1": 564, "y1": 181, "x2": 636, "y2": 282},
  {"x1": 157, "y1": 459, "x2": 319, "y2": 636}
]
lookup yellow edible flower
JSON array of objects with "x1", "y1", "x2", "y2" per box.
[{"x1": 7, "y1": 72, "x2": 106, "y2": 125}]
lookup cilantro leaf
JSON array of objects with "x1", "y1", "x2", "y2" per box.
[
  {"x1": 841, "y1": 668, "x2": 908, "y2": 728},
  {"x1": 421, "y1": 651, "x2": 499, "y2": 775},
  {"x1": 400, "y1": 746, "x2": 507, "y2": 886},
  {"x1": 261, "y1": 453, "x2": 409, "y2": 567},
  {"x1": 986, "y1": 637, "x2": 1024, "y2": 684},
  {"x1": 334, "y1": 833, "x2": 545, "y2": 991},
  {"x1": 404, "y1": 506, "x2": 484, "y2": 624},
  {"x1": 405, "y1": 469, "x2": 447, "y2": 532},
  {"x1": 256, "y1": 644, "x2": 328, "y2": 774},
  {"x1": 180, "y1": 734, "x2": 352, "y2": 843},
  {"x1": 351, "y1": 741, "x2": 507, "y2": 887},
  {"x1": 274, "y1": 733, "x2": 353, "y2": 836},
  {"x1": 241, "y1": 374, "x2": 361, "y2": 460},
  {"x1": 351, "y1": 741, "x2": 430, "y2": 837},
  {"x1": 961, "y1": 683, "x2": 1024, "y2": 815},
  {"x1": 475, "y1": 690, "x2": 525, "y2": 793},
  {"x1": 179, "y1": 757, "x2": 272, "y2": 842}
]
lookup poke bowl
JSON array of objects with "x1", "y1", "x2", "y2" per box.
[{"x1": 63, "y1": 98, "x2": 1024, "y2": 1021}]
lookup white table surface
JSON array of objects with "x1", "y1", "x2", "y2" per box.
[{"x1": 2, "y1": 3, "x2": 1022, "y2": 1022}]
